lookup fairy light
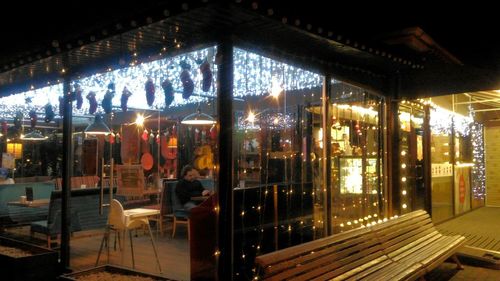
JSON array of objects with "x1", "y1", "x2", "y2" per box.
[{"x1": 471, "y1": 122, "x2": 486, "y2": 199}]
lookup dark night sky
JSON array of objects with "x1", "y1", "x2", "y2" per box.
[{"x1": 0, "y1": 0, "x2": 498, "y2": 71}]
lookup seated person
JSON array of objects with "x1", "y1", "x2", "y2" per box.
[
  {"x1": 175, "y1": 165, "x2": 210, "y2": 210},
  {"x1": 0, "y1": 168, "x2": 14, "y2": 185}
]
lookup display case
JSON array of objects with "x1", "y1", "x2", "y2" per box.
[{"x1": 236, "y1": 130, "x2": 262, "y2": 187}]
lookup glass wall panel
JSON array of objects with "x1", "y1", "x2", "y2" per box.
[
  {"x1": 232, "y1": 48, "x2": 323, "y2": 279},
  {"x1": 329, "y1": 81, "x2": 385, "y2": 233},
  {"x1": 397, "y1": 104, "x2": 425, "y2": 214}
]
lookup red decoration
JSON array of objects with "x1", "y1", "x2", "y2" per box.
[
  {"x1": 121, "y1": 87, "x2": 132, "y2": 112},
  {"x1": 75, "y1": 84, "x2": 83, "y2": 109},
  {"x1": 86, "y1": 92, "x2": 97, "y2": 114},
  {"x1": 162, "y1": 79, "x2": 174, "y2": 107},
  {"x1": 29, "y1": 110, "x2": 37, "y2": 129},
  {"x1": 180, "y1": 61, "x2": 194, "y2": 99},
  {"x1": 1, "y1": 120, "x2": 7, "y2": 135},
  {"x1": 142, "y1": 129, "x2": 149, "y2": 141},
  {"x1": 199, "y1": 59, "x2": 212, "y2": 92}
]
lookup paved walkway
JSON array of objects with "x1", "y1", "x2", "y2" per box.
[
  {"x1": 437, "y1": 207, "x2": 500, "y2": 251},
  {"x1": 429, "y1": 263, "x2": 499, "y2": 281}
]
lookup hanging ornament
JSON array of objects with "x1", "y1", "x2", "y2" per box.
[
  {"x1": 29, "y1": 110, "x2": 37, "y2": 129},
  {"x1": 102, "y1": 82, "x2": 115, "y2": 114},
  {"x1": 210, "y1": 125, "x2": 217, "y2": 140},
  {"x1": 75, "y1": 84, "x2": 83, "y2": 109},
  {"x1": 162, "y1": 79, "x2": 174, "y2": 108},
  {"x1": 156, "y1": 132, "x2": 161, "y2": 144},
  {"x1": 58, "y1": 96, "x2": 65, "y2": 116},
  {"x1": 145, "y1": 77, "x2": 155, "y2": 107},
  {"x1": 13, "y1": 111, "x2": 23, "y2": 129},
  {"x1": 121, "y1": 86, "x2": 132, "y2": 112},
  {"x1": 149, "y1": 132, "x2": 155, "y2": 144},
  {"x1": 115, "y1": 132, "x2": 121, "y2": 144},
  {"x1": 197, "y1": 58, "x2": 213, "y2": 92},
  {"x1": 1, "y1": 119, "x2": 7, "y2": 135},
  {"x1": 180, "y1": 60, "x2": 194, "y2": 99},
  {"x1": 44, "y1": 104, "x2": 55, "y2": 123},
  {"x1": 194, "y1": 128, "x2": 200, "y2": 143},
  {"x1": 142, "y1": 129, "x2": 149, "y2": 141},
  {"x1": 172, "y1": 124, "x2": 177, "y2": 136},
  {"x1": 109, "y1": 132, "x2": 115, "y2": 144},
  {"x1": 86, "y1": 91, "x2": 98, "y2": 114}
]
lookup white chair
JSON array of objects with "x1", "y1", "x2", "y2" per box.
[{"x1": 96, "y1": 199, "x2": 161, "y2": 272}]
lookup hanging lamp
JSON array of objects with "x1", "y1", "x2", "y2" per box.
[
  {"x1": 181, "y1": 108, "x2": 216, "y2": 125},
  {"x1": 84, "y1": 114, "x2": 111, "y2": 134}
]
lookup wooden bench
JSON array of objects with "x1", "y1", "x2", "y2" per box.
[{"x1": 254, "y1": 210, "x2": 466, "y2": 281}]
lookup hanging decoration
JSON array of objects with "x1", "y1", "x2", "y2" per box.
[
  {"x1": 44, "y1": 104, "x2": 55, "y2": 123},
  {"x1": 1, "y1": 119, "x2": 7, "y2": 136},
  {"x1": 121, "y1": 86, "x2": 132, "y2": 112},
  {"x1": 142, "y1": 129, "x2": 149, "y2": 141},
  {"x1": 471, "y1": 123, "x2": 486, "y2": 199},
  {"x1": 29, "y1": 110, "x2": 37, "y2": 128},
  {"x1": 162, "y1": 79, "x2": 174, "y2": 108},
  {"x1": 197, "y1": 58, "x2": 212, "y2": 92},
  {"x1": 86, "y1": 91, "x2": 98, "y2": 114},
  {"x1": 180, "y1": 60, "x2": 194, "y2": 99},
  {"x1": 102, "y1": 82, "x2": 115, "y2": 114},
  {"x1": 145, "y1": 77, "x2": 155, "y2": 107},
  {"x1": 58, "y1": 96, "x2": 65, "y2": 116},
  {"x1": 13, "y1": 111, "x2": 23, "y2": 129},
  {"x1": 75, "y1": 84, "x2": 83, "y2": 109}
]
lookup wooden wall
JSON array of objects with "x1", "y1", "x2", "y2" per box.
[{"x1": 484, "y1": 126, "x2": 500, "y2": 206}]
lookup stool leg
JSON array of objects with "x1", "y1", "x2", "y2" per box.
[
  {"x1": 96, "y1": 227, "x2": 109, "y2": 266},
  {"x1": 129, "y1": 230, "x2": 135, "y2": 268},
  {"x1": 147, "y1": 224, "x2": 162, "y2": 273},
  {"x1": 172, "y1": 217, "x2": 177, "y2": 238}
]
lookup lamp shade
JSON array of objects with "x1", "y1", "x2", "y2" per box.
[
  {"x1": 21, "y1": 130, "x2": 48, "y2": 141},
  {"x1": 181, "y1": 109, "x2": 216, "y2": 125},
  {"x1": 85, "y1": 114, "x2": 111, "y2": 134}
]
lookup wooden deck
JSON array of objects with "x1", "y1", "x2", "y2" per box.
[{"x1": 436, "y1": 207, "x2": 500, "y2": 252}]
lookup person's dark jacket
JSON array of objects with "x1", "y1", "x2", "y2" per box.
[{"x1": 175, "y1": 179, "x2": 204, "y2": 205}]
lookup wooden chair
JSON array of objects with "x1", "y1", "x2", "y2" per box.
[
  {"x1": 170, "y1": 184, "x2": 190, "y2": 240},
  {"x1": 96, "y1": 199, "x2": 161, "y2": 272}
]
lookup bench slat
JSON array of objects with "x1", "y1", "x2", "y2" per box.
[{"x1": 254, "y1": 210, "x2": 465, "y2": 281}]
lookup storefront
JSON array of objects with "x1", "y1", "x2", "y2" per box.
[{"x1": 0, "y1": 2, "x2": 489, "y2": 280}]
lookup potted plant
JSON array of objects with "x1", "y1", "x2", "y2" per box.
[
  {"x1": 59, "y1": 265, "x2": 170, "y2": 280},
  {"x1": 0, "y1": 236, "x2": 59, "y2": 281}
]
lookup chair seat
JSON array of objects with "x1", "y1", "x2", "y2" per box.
[
  {"x1": 30, "y1": 220, "x2": 52, "y2": 235},
  {"x1": 174, "y1": 209, "x2": 190, "y2": 218}
]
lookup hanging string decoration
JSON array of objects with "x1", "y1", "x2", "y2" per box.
[
  {"x1": 44, "y1": 103, "x2": 55, "y2": 123},
  {"x1": 13, "y1": 111, "x2": 23, "y2": 129},
  {"x1": 180, "y1": 60, "x2": 194, "y2": 99},
  {"x1": 121, "y1": 86, "x2": 133, "y2": 112},
  {"x1": 75, "y1": 84, "x2": 83, "y2": 109},
  {"x1": 1, "y1": 119, "x2": 7, "y2": 135},
  {"x1": 145, "y1": 77, "x2": 155, "y2": 107},
  {"x1": 197, "y1": 58, "x2": 212, "y2": 92},
  {"x1": 29, "y1": 110, "x2": 37, "y2": 128},
  {"x1": 471, "y1": 122, "x2": 486, "y2": 199},
  {"x1": 102, "y1": 82, "x2": 115, "y2": 114},
  {"x1": 86, "y1": 91, "x2": 98, "y2": 114},
  {"x1": 162, "y1": 79, "x2": 174, "y2": 108},
  {"x1": 58, "y1": 96, "x2": 65, "y2": 116}
]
